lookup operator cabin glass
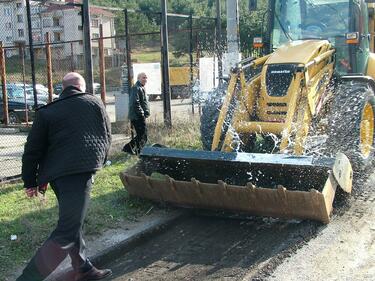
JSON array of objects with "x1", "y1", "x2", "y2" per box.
[{"x1": 272, "y1": 0, "x2": 350, "y2": 73}]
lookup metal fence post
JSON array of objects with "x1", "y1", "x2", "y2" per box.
[
  {"x1": 124, "y1": 9, "x2": 133, "y2": 93},
  {"x1": 195, "y1": 35, "x2": 202, "y2": 115},
  {"x1": 161, "y1": 0, "x2": 172, "y2": 128},
  {"x1": 45, "y1": 32, "x2": 53, "y2": 103},
  {"x1": 99, "y1": 24, "x2": 106, "y2": 105},
  {"x1": 26, "y1": 0, "x2": 37, "y2": 107},
  {"x1": 0, "y1": 42, "x2": 8, "y2": 125},
  {"x1": 189, "y1": 13, "x2": 194, "y2": 115},
  {"x1": 20, "y1": 46, "x2": 29, "y2": 125},
  {"x1": 70, "y1": 42, "x2": 75, "y2": 72},
  {"x1": 83, "y1": 0, "x2": 94, "y2": 94},
  {"x1": 216, "y1": 0, "x2": 223, "y2": 87}
]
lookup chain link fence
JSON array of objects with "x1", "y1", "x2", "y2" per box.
[
  {"x1": 0, "y1": 1, "x2": 231, "y2": 181},
  {"x1": 0, "y1": 0, "x2": 85, "y2": 181}
]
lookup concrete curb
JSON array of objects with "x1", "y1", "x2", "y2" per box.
[
  {"x1": 90, "y1": 211, "x2": 187, "y2": 267},
  {"x1": 44, "y1": 210, "x2": 187, "y2": 280}
]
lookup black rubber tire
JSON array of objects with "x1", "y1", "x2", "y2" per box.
[
  {"x1": 178, "y1": 86, "x2": 191, "y2": 99},
  {"x1": 326, "y1": 82, "x2": 375, "y2": 172},
  {"x1": 200, "y1": 86, "x2": 233, "y2": 151},
  {"x1": 148, "y1": 95, "x2": 158, "y2": 101},
  {"x1": 171, "y1": 87, "x2": 180, "y2": 99},
  {"x1": 8, "y1": 111, "x2": 20, "y2": 124}
]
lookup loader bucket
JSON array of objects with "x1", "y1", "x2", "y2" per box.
[{"x1": 120, "y1": 147, "x2": 352, "y2": 224}]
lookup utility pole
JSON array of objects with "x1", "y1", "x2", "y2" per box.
[
  {"x1": 124, "y1": 9, "x2": 133, "y2": 93},
  {"x1": 83, "y1": 0, "x2": 94, "y2": 94},
  {"x1": 161, "y1": 0, "x2": 172, "y2": 128},
  {"x1": 226, "y1": 0, "x2": 240, "y2": 72},
  {"x1": 26, "y1": 0, "x2": 37, "y2": 106},
  {"x1": 216, "y1": 0, "x2": 223, "y2": 87}
]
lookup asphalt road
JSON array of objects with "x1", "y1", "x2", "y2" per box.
[
  {"x1": 105, "y1": 93, "x2": 199, "y2": 123},
  {"x1": 101, "y1": 171, "x2": 375, "y2": 281},
  {"x1": 0, "y1": 130, "x2": 27, "y2": 180}
]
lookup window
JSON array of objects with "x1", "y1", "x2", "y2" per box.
[
  {"x1": 43, "y1": 19, "x2": 52, "y2": 27},
  {"x1": 32, "y1": 19, "x2": 40, "y2": 29},
  {"x1": 5, "y1": 23, "x2": 12, "y2": 29},
  {"x1": 92, "y1": 33, "x2": 99, "y2": 39},
  {"x1": 18, "y1": 29, "x2": 24, "y2": 37},
  {"x1": 17, "y1": 15, "x2": 23, "y2": 23},
  {"x1": 4, "y1": 8, "x2": 11, "y2": 16},
  {"x1": 78, "y1": 25, "x2": 83, "y2": 31},
  {"x1": 54, "y1": 32, "x2": 61, "y2": 41},
  {"x1": 6, "y1": 36, "x2": 12, "y2": 42},
  {"x1": 91, "y1": 19, "x2": 99, "y2": 28},
  {"x1": 16, "y1": 3, "x2": 22, "y2": 9},
  {"x1": 31, "y1": 7, "x2": 39, "y2": 13},
  {"x1": 33, "y1": 32, "x2": 41, "y2": 42},
  {"x1": 53, "y1": 17, "x2": 61, "y2": 27}
]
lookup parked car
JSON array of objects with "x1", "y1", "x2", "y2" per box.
[
  {"x1": 53, "y1": 83, "x2": 64, "y2": 95},
  {"x1": 0, "y1": 96, "x2": 46, "y2": 124},
  {"x1": 93, "y1": 83, "x2": 101, "y2": 94},
  {"x1": 53, "y1": 83, "x2": 102, "y2": 95},
  {"x1": 53, "y1": 82, "x2": 101, "y2": 95},
  {"x1": 1, "y1": 84, "x2": 58, "y2": 103},
  {"x1": 35, "y1": 84, "x2": 49, "y2": 92},
  {"x1": 24, "y1": 87, "x2": 59, "y2": 103}
]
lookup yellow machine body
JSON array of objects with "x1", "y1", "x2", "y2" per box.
[
  {"x1": 215, "y1": 40, "x2": 335, "y2": 155},
  {"x1": 120, "y1": 0, "x2": 375, "y2": 223}
]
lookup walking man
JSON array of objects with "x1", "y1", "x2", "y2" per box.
[
  {"x1": 123, "y1": 72, "x2": 150, "y2": 155},
  {"x1": 18, "y1": 72, "x2": 112, "y2": 281}
]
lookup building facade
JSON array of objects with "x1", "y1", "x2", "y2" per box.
[{"x1": 0, "y1": 0, "x2": 116, "y2": 63}]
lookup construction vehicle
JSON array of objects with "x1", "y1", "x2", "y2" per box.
[
  {"x1": 146, "y1": 66, "x2": 192, "y2": 101},
  {"x1": 170, "y1": 66, "x2": 191, "y2": 99},
  {"x1": 120, "y1": 0, "x2": 375, "y2": 223}
]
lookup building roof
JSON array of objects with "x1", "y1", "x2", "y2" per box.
[
  {"x1": 90, "y1": 6, "x2": 115, "y2": 18},
  {"x1": 42, "y1": 3, "x2": 115, "y2": 18}
]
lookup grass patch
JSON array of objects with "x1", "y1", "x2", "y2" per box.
[
  {"x1": 148, "y1": 115, "x2": 202, "y2": 149},
  {"x1": 0, "y1": 116, "x2": 201, "y2": 280},
  {"x1": 131, "y1": 50, "x2": 191, "y2": 67}
]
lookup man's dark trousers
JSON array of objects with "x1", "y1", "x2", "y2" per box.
[
  {"x1": 17, "y1": 172, "x2": 94, "y2": 281},
  {"x1": 124, "y1": 118, "x2": 147, "y2": 154}
]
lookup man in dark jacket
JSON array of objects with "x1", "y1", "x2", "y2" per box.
[
  {"x1": 123, "y1": 72, "x2": 150, "y2": 155},
  {"x1": 17, "y1": 72, "x2": 112, "y2": 281}
]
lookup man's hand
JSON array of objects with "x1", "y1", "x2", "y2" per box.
[
  {"x1": 38, "y1": 183, "x2": 48, "y2": 195},
  {"x1": 25, "y1": 187, "x2": 38, "y2": 198}
]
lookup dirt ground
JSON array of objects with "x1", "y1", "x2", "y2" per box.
[
  {"x1": 266, "y1": 173, "x2": 375, "y2": 281},
  {"x1": 11, "y1": 170, "x2": 373, "y2": 281},
  {"x1": 101, "y1": 172, "x2": 375, "y2": 281}
]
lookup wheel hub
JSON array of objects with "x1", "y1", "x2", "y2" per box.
[{"x1": 360, "y1": 102, "x2": 374, "y2": 158}]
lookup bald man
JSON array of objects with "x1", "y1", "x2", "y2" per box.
[
  {"x1": 123, "y1": 72, "x2": 150, "y2": 154},
  {"x1": 18, "y1": 72, "x2": 112, "y2": 281}
]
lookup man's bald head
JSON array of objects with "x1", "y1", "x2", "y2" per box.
[
  {"x1": 137, "y1": 72, "x2": 147, "y2": 86},
  {"x1": 62, "y1": 72, "x2": 86, "y2": 92}
]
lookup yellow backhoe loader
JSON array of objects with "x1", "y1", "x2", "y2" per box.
[{"x1": 120, "y1": 0, "x2": 375, "y2": 223}]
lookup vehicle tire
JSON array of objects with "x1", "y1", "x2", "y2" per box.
[
  {"x1": 148, "y1": 95, "x2": 157, "y2": 102},
  {"x1": 8, "y1": 111, "x2": 20, "y2": 124},
  {"x1": 326, "y1": 82, "x2": 375, "y2": 172},
  {"x1": 200, "y1": 86, "x2": 233, "y2": 151},
  {"x1": 179, "y1": 86, "x2": 191, "y2": 99},
  {"x1": 171, "y1": 87, "x2": 179, "y2": 99}
]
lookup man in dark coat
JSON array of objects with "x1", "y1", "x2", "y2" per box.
[
  {"x1": 122, "y1": 72, "x2": 150, "y2": 155},
  {"x1": 17, "y1": 72, "x2": 112, "y2": 281}
]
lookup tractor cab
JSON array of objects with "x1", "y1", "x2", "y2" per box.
[{"x1": 268, "y1": 0, "x2": 370, "y2": 74}]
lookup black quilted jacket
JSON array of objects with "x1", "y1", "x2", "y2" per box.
[
  {"x1": 128, "y1": 81, "x2": 150, "y2": 121},
  {"x1": 22, "y1": 86, "x2": 112, "y2": 188}
]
